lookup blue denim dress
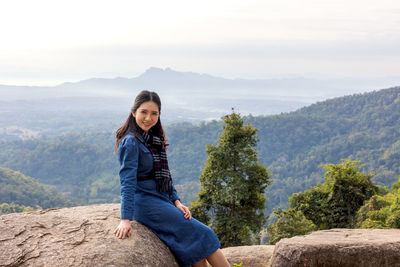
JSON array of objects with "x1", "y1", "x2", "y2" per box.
[{"x1": 118, "y1": 133, "x2": 221, "y2": 267}]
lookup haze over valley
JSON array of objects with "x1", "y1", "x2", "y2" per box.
[{"x1": 2, "y1": 67, "x2": 400, "y2": 140}]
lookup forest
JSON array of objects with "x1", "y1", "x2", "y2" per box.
[
  {"x1": 0, "y1": 86, "x2": 400, "y2": 219},
  {"x1": 0, "y1": 167, "x2": 81, "y2": 215}
]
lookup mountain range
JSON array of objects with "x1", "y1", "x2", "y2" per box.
[
  {"x1": 3, "y1": 67, "x2": 400, "y2": 116},
  {"x1": 3, "y1": 67, "x2": 400, "y2": 141}
]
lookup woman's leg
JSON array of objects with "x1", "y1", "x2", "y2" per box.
[
  {"x1": 192, "y1": 258, "x2": 208, "y2": 267},
  {"x1": 206, "y1": 248, "x2": 230, "y2": 267}
]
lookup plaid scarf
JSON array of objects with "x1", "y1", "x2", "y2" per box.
[{"x1": 139, "y1": 129, "x2": 172, "y2": 195}]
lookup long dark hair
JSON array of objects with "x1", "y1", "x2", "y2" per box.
[{"x1": 115, "y1": 90, "x2": 168, "y2": 154}]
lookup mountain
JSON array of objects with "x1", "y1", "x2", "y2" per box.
[
  {"x1": 2, "y1": 67, "x2": 400, "y2": 124},
  {"x1": 0, "y1": 67, "x2": 319, "y2": 140},
  {"x1": 3, "y1": 67, "x2": 400, "y2": 140},
  {"x1": 251, "y1": 86, "x2": 400, "y2": 210},
  {"x1": 3, "y1": 67, "x2": 400, "y2": 101}
]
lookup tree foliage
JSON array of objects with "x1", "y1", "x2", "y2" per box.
[
  {"x1": 355, "y1": 176, "x2": 400, "y2": 228},
  {"x1": 0, "y1": 167, "x2": 81, "y2": 210},
  {"x1": 190, "y1": 111, "x2": 271, "y2": 247},
  {"x1": 267, "y1": 160, "x2": 378, "y2": 244},
  {"x1": 0, "y1": 202, "x2": 37, "y2": 215},
  {"x1": 1, "y1": 87, "x2": 400, "y2": 212},
  {"x1": 290, "y1": 160, "x2": 377, "y2": 229},
  {"x1": 266, "y1": 208, "x2": 317, "y2": 245}
]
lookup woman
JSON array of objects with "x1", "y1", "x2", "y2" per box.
[{"x1": 113, "y1": 90, "x2": 230, "y2": 267}]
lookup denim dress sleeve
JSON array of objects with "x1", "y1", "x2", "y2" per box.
[
  {"x1": 169, "y1": 182, "x2": 181, "y2": 203},
  {"x1": 118, "y1": 135, "x2": 139, "y2": 221}
]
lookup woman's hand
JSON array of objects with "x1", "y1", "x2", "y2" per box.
[
  {"x1": 174, "y1": 200, "x2": 192, "y2": 220},
  {"x1": 114, "y1": 219, "x2": 132, "y2": 239}
]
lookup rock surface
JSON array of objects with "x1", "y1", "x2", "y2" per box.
[
  {"x1": 3, "y1": 204, "x2": 400, "y2": 267},
  {"x1": 221, "y1": 245, "x2": 274, "y2": 267},
  {"x1": 270, "y1": 228, "x2": 400, "y2": 267},
  {"x1": 0, "y1": 203, "x2": 179, "y2": 267}
]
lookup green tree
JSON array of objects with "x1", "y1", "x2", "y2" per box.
[
  {"x1": 265, "y1": 160, "x2": 378, "y2": 245},
  {"x1": 355, "y1": 176, "x2": 400, "y2": 228},
  {"x1": 0, "y1": 202, "x2": 38, "y2": 215},
  {"x1": 290, "y1": 160, "x2": 378, "y2": 229},
  {"x1": 266, "y1": 208, "x2": 317, "y2": 245},
  {"x1": 190, "y1": 111, "x2": 271, "y2": 247}
]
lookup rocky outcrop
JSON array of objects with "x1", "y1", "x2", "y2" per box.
[
  {"x1": 2, "y1": 205, "x2": 400, "y2": 267},
  {"x1": 221, "y1": 229, "x2": 400, "y2": 267},
  {"x1": 221, "y1": 245, "x2": 274, "y2": 266},
  {"x1": 270, "y1": 228, "x2": 400, "y2": 267},
  {"x1": 0, "y1": 203, "x2": 179, "y2": 267}
]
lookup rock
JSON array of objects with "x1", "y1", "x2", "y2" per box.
[
  {"x1": 5, "y1": 206, "x2": 400, "y2": 267},
  {"x1": 0, "y1": 203, "x2": 179, "y2": 267},
  {"x1": 270, "y1": 228, "x2": 400, "y2": 267},
  {"x1": 222, "y1": 245, "x2": 274, "y2": 267}
]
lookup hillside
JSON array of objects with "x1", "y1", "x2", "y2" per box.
[
  {"x1": 0, "y1": 167, "x2": 82, "y2": 210},
  {"x1": 0, "y1": 86, "x2": 399, "y2": 211},
  {"x1": 0, "y1": 124, "x2": 221, "y2": 205},
  {"x1": 251, "y1": 86, "x2": 400, "y2": 209}
]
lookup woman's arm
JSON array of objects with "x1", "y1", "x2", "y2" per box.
[
  {"x1": 114, "y1": 136, "x2": 139, "y2": 239},
  {"x1": 118, "y1": 136, "x2": 139, "y2": 221}
]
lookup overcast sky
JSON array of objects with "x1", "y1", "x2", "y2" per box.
[{"x1": 1, "y1": 0, "x2": 400, "y2": 85}]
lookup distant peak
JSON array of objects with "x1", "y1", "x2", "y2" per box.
[
  {"x1": 144, "y1": 67, "x2": 175, "y2": 74},
  {"x1": 138, "y1": 67, "x2": 185, "y2": 80},
  {"x1": 138, "y1": 67, "x2": 225, "y2": 81},
  {"x1": 146, "y1": 66, "x2": 163, "y2": 72}
]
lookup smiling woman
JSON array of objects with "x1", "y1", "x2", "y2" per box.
[{"x1": 113, "y1": 90, "x2": 230, "y2": 267}]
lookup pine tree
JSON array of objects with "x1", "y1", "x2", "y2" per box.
[{"x1": 190, "y1": 110, "x2": 271, "y2": 247}]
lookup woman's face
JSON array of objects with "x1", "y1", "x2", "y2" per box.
[{"x1": 132, "y1": 101, "x2": 160, "y2": 133}]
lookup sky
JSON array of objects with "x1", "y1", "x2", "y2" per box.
[{"x1": 1, "y1": 0, "x2": 400, "y2": 85}]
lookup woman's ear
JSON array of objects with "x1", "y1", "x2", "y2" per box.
[{"x1": 131, "y1": 111, "x2": 135, "y2": 118}]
